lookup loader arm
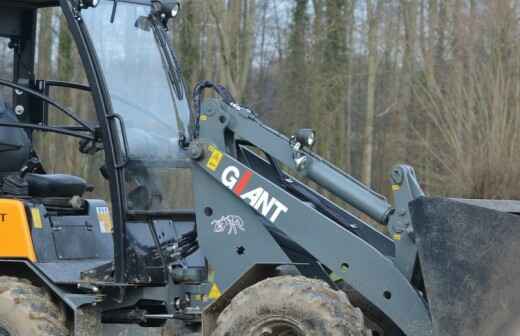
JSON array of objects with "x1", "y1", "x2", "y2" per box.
[
  {"x1": 190, "y1": 100, "x2": 433, "y2": 336},
  {"x1": 196, "y1": 99, "x2": 423, "y2": 280}
]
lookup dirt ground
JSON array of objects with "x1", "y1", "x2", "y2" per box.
[
  {"x1": 104, "y1": 323, "x2": 199, "y2": 336},
  {"x1": 103, "y1": 325, "x2": 164, "y2": 336}
]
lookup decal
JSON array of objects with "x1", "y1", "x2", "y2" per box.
[
  {"x1": 211, "y1": 215, "x2": 245, "y2": 235},
  {"x1": 233, "y1": 170, "x2": 253, "y2": 195},
  {"x1": 0, "y1": 213, "x2": 6, "y2": 222},
  {"x1": 31, "y1": 208, "x2": 43, "y2": 229},
  {"x1": 222, "y1": 166, "x2": 240, "y2": 189},
  {"x1": 207, "y1": 145, "x2": 224, "y2": 171},
  {"x1": 221, "y1": 166, "x2": 289, "y2": 223},
  {"x1": 96, "y1": 207, "x2": 113, "y2": 233},
  {"x1": 208, "y1": 283, "x2": 222, "y2": 300}
]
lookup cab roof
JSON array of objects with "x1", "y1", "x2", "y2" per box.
[
  {"x1": 2, "y1": 0, "x2": 153, "y2": 9},
  {"x1": 1, "y1": 0, "x2": 59, "y2": 9}
]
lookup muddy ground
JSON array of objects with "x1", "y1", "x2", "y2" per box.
[{"x1": 104, "y1": 324, "x2": 199, "y2": 336}]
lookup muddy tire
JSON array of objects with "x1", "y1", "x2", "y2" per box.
[
  {"x1": 211, "y1": 276, "x2": 370, "y2": 336},
  {"x1": 0, "y1": 276, "x2": 70, "y2": 336}
]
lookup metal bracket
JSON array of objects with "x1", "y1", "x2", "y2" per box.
[{"x1": 388, "y1": 165, "x2": 425, "y2": 280}]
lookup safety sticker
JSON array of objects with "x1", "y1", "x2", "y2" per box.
[
  {"x1": 208, "y1": 283, "x2": 222, "y2": 300},
  {"x1": 96, "y1": 207, "x2": 113, "y2": 234},
  {"x1": 207, "y1": 145, "x2": 223, "y2": 171},
  {"x1": 211, "y1": 215, "x2": 245, "y2": 235},
  {"x1": 31, "y1": 208, "x2": 43, "y2": 229}
]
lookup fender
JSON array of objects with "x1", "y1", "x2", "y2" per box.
[{"x1": 0, "y1": 259, "x2": 97, "y2": 311}]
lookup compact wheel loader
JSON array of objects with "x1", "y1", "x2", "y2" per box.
[{"x1": 1, "y1": 1, "x2": 520, "y2": 336}]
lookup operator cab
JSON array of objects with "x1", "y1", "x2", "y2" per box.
[{"x1": 0, "y1": 0, "x2": 200, "y2": 285}]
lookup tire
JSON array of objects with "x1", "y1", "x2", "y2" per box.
[
  {"x1": 0, "y1": 276, "x2": 70, "y2": 336},
  {"x1": 211, "y1": 276, "x2": 371, "y2": 336}
]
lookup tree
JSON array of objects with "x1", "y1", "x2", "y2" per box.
[
  {"x1": 176, "y1": 0, "x2": 202, "y2": 90},
  {"x1": 361, "y1": 0, "x2": 382, "y2": 186},
  {"x1": 208, "y1": 0, "x2": 256, "y2": 101},
  {"x1": 280, "y1": 0, "x2": 310, "y2": 132}
]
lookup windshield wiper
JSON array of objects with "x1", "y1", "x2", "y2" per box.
[{"x1": 110, "y1": 0, "x2": 119, "y2": 23}]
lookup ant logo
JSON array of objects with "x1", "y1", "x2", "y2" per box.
[{"x1": 211, "y1": 215, "x2": 245, "y2": 235}]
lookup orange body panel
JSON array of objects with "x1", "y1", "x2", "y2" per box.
[{"x1": 0, "y1": 199, "x2": 36, "y2": 262}]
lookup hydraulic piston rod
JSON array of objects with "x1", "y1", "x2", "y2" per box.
[{"x1": 305, "y1": 156, "x2": 394, "y2": 224}]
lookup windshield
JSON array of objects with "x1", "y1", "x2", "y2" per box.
[
  {"x1": 82, "y1": 0, "x2": 190, "y2": 164},
  {"x1": 82, "y1": 1, "x2": 194, "y2": 211}
]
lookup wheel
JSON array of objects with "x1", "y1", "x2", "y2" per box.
[
  {"x1": 0, "y1": 276, "x2": 70, "y2": 336},
  {"x1": 211, "y1": 276, "x2": 371, "y2": 336}
]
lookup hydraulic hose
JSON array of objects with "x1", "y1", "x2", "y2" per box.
[{"x1": 192, "y1": 80, "x2": 236, "y2": 139}]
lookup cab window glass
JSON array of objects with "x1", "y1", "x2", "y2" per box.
[
  {"x1": 83, "y1": 1, "x2": 194, "y2": 210},
  {"x1": 0, "y1": 38, "x2": 13, "y2": 105},
  {"x1": 31, "y1": 8, "x2": 108, "y2": 201}
]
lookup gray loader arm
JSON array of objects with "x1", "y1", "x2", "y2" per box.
[
  {"x1": 199, "y1": 100, "x2": 423, "y2": 279},
  {"x1": 189, "y1": 100, "x2": 432, "y2": 336}
]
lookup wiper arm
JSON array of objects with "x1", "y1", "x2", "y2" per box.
[
  {"x1": 150, "y1": 21, "x2": 184, "y2": 100},
  {"x1": 110, "y1": 0, "x2": 119, "y2": 23}
]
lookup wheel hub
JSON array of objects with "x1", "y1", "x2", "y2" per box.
[{"x1": 250, "y1": 317, "x2": 305, "y2": 336}]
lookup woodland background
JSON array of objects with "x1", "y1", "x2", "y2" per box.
[{"x1": 1, "y1": 0, "x2": 520, "y2": 203}]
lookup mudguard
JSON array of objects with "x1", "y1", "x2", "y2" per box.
[{"x1": 410, "y1": 197, "x2": 520, "y2": 336}]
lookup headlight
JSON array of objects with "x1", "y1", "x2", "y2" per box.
[
  {"x1": 295, "y1": 128, "x2": 316, "y2": 149},
  {"x1": 171, "y1": 2, "x2": 181, "y2": 17}
]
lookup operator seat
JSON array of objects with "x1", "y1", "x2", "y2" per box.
[{"x1": 0, "y1": 101, "x2": 88, "y2": 198}]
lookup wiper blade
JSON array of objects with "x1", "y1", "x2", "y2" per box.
[{"x1": 110, "y1": 0, "x2": 119, "y2": 23}]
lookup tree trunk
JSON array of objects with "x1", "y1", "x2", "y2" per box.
[
  {"x1": 361, "y1": 0, "x2": 382, "y2": 186},
  {"x1": 208, "y1": 0, "x2": 256, "y2": 101}
]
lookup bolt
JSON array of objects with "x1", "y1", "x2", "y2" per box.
[
  {"x1": 391, "y1": 167, "x2": 404, "y2": 184},
  {"x1": 14, "y1": 105, "x2": 24, "y2": 116},
  {"x1": 294, "y1": 155, "x2": 307, "y2": 170},
  {"x1": 189, "y1": 143, "x2": 204, "y2": 160}
]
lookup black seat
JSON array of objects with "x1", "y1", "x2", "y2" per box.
[
  {"x1": 0, "y1": 101, "x2": 88, "y2": 198},
  {"x1": 25, "y1": 174, "x2": 88, "y2": 198}
]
